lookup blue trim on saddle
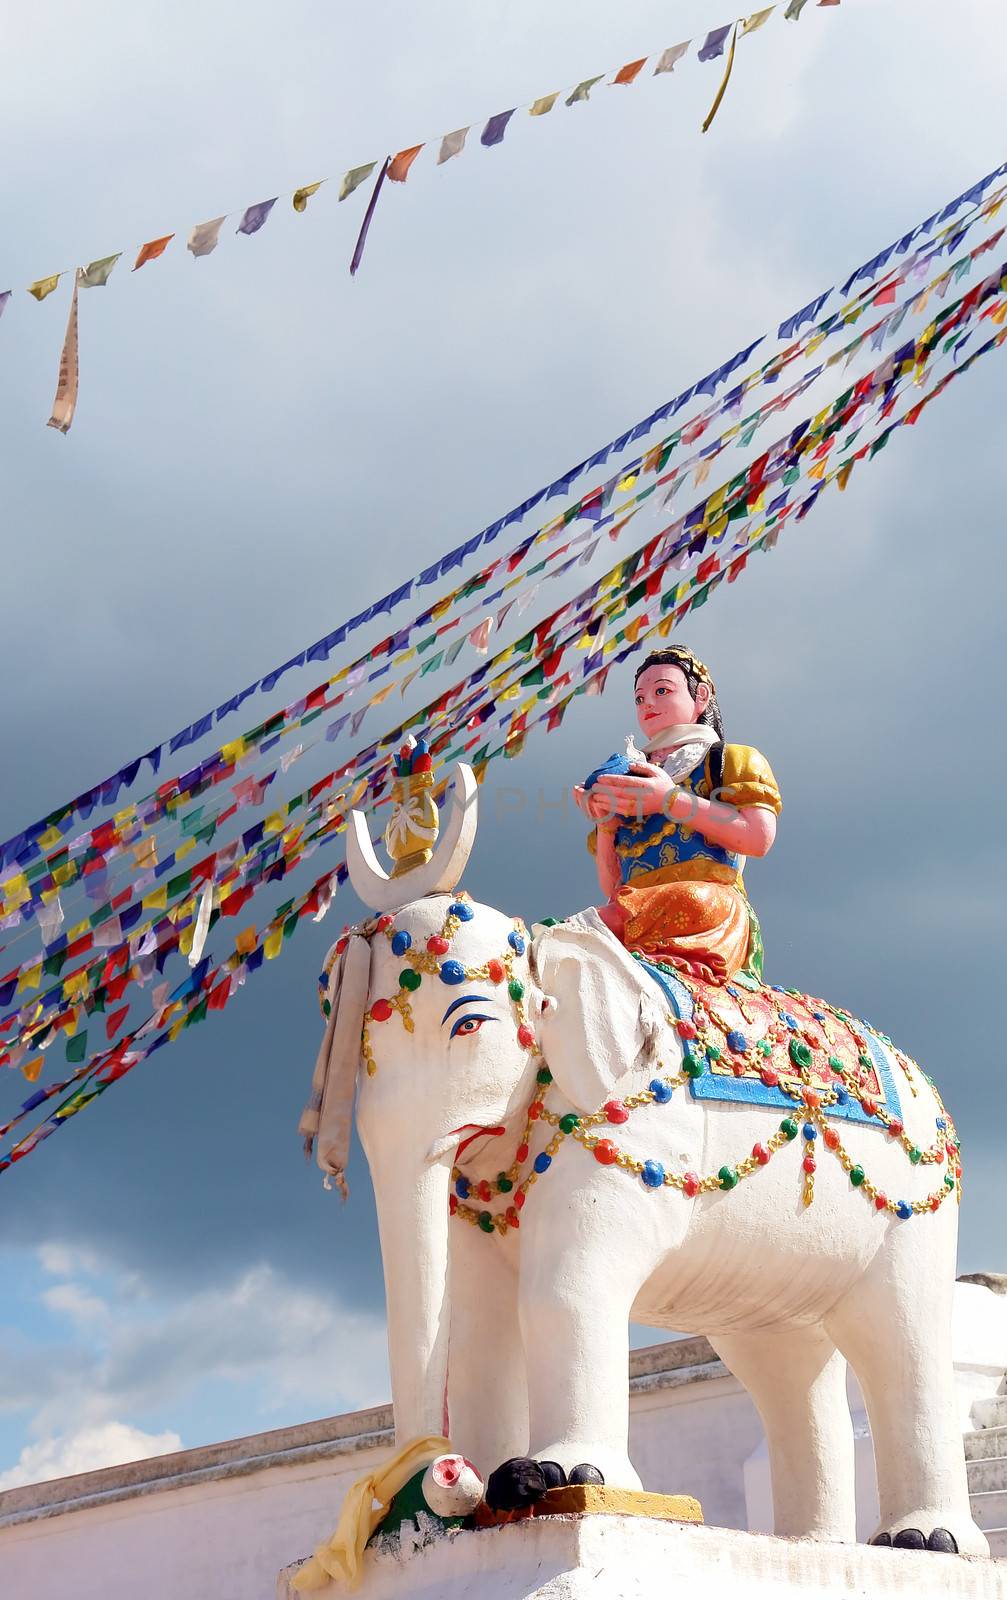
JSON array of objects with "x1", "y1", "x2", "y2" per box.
[{"x1": 640, "y1": 959, "x2": 902, "y2": 1127}]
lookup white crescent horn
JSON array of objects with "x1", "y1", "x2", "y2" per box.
[{"x1": 346, "y1": 763, "x2": 479, "y2": 913}]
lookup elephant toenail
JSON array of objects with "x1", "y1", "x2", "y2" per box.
[
  {"x1": 893, "y1": 1528, "x2": 926, "y2": 1550},
  {"x1": 568, "y1": 1463, "x2": 605, "y2": 1486},
  {"x1": 486, "y1": 1457, "x2": 548, "y2": 1511},
  {"x1": 870, "y1": 1531, "x2": 892, "y2": 1547},
  {"x1": 538, "y1": 1461, "x2": 567, "y2": 1491},
  {"x1": 926, "y1": 1528, "x2": 959, "y2": 1554}
]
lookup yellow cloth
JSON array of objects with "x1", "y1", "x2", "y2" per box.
[
  {"x1": 717, "y1": 744, "x2": 782, "y2": 815},
  {"x1": 293, "y1": 1435, "x2": 450, "y2": 1591}
]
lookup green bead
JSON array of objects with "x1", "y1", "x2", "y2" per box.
[
  {"x1": 322, "y1": 999, "x2": 331, "y2": 1017},
  {"x1": 780, "y1": 1118, "x2": 799, "y2": 1140},
  {"x1": 757, "y1": 1039, "x2": 772, "y2": 1056},
  {"x1": 944, "y1": 1174, "x2": 955, "y2": 1189},
  {"x1": 496, "y1": 1174, "x2": 513, "y2": 1193},
  {"x1": 682, "y1": 1053, "x2": 704, "y2": 1078},
  {"x1": 509, "y1": 979, "x2": 525, "y2": 1001},
  {"x1": 707, "y1": 1045, "x2": 722, "y2": 1062},
  {"x1": 828, "y1": 1054, "x2": 843, "y2": 1071},
  {"x1": 909, "y1": 1147, "x2": 922, "y2": 1165},
  {"x1": 478, "y1": 1212, "x2": 494, "y2": 1233},
  {"x1": 399, "y1": 969, "x2": 422, "y2": 991},
  {"x1": 559, "y1": 1113, "x2": 580, "y2": 1134},
  {"x1": 789, "y1": 1039, "x2": 813, "y2": 1071},
  {"x1": 859, "y1": 1052, "x2": 872, "y2": 1069},
  {"x1": 718, "y1": 1165, "x2": 739, "y2": 1191},
  {"x1": 536, "y1": 1066, "x2": 553, "y2": 1086},
  {"x1": 850, "y1": 1165, "x2": 865, "y2": 1187},
  {"x1": 539, "y1": 917, "x2": 559, "y2": 927}
]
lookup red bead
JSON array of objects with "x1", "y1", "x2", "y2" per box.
[
  {"x1": 506, "y1": 1207, "x2": 520, "y2": 1228},
  {"x1": 515, "y1": 1191, "x2": 526, "y2": 1209},
  {"x1": 886, "y1": 1120, "x2": 903, "y2": 1138},
  {"x1": 753, "y1": 1143, "x2": 771, "y2": 1166},
  {"x1": 731, "y1": 1062, "x2": 746, "y2": 1078},
  {"x1": 370, "y1": 998, "x2": 393, "y2": 1022},
  {"x1": 683, "y1": 1171, "x2": 700, "y2": 1197},
  {"x1": 604, "y1": 1099, "x2": 629, "y2": 1124},
  {"x1": 676, "y1": 1019, "x2": 697, "y2": 1040},
  {"x1": 335, "y1": 937, "x2": 348, "y2": 954},
  {"x1": 802, "y1": 1090, "x2": 820, "y2": 1109},
  {"x1": 487, "y1": 959, "x2": 505, "y2": 983},
  {"x1": 803, "y1": 1155, "x2": 816, "y2": 1175},
  {"x1": 823, "y1": 1128, "x2": 840, "y2": 1151},
  {"x1": 528, "y1": 1101, "x2": 543, "y2": 1121},
  {"x1": 516, "y1": 1143, "x2": 529, "y2": 1163},
  {"x1": 760, "y1": 1067, "x2": 779, "y2": 1088},
  {"x1": 594, "y1": 1140, "x2": 619, "y2": 1166},
  {"x1": 861, "y1": 1099, "x2": 878, "y2": 1118},
  {"x1": 449, "y1": 1194, "x2": 458, "y2": 1215},
  {"x1": 376, "y1": 915, "x2": 394, "y2": 932},
  {"x1": 929, "y1": 1196, "x2": 940, "y2": 1212},
  {"x1": 517, "y1": 1024, "x2": 535, "y2": 1049},
  {"x1": 803, "y1": 1029, "x2": 821, "y2": 1048},
  {"x1": 955, "y1": 1164, "x2": 962, "y2": 1179},
  {"x1": 874, "y1": 1193, "x2": 888, "y2": 1211},
  {"x1": 478, "y1": 1180, "x2": 492, "y2": 1202},
  {"x1": 428, "y1": 936, "x2": 450, "y2": 955}
]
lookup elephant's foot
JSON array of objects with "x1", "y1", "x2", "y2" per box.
[
  {"x1": 870, "y1": 1513, "x2": 989, "y2": 1557},
  {"x1": 484, "y1": 1456, "x2": 606, "y2": 1513}
]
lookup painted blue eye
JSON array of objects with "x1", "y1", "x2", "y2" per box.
[{"x1": 450, "y1": 1014, "x2": 495, "y2": 1039}]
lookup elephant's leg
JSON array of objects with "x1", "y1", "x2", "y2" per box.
[
  {"x1": 825, "y1": 1239, "x2": 988, "y2": 1556},
  {"x1": 517, "y1": 1227, "x2": 643, "y2": 1491},
  {"x1": 446, "y1": 1223, "x2": 529, "y2": 1479},
  {"x1": 710, "y1": 1325, "x2": 856, "y2": 1541}
]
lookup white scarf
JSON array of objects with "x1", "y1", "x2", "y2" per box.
[{"x1": 626, "y1": 722, "x2": 719, "y2": 782}]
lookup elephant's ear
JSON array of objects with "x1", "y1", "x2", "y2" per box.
[
  {"x1": 297, "y1": 934, "x2": 372, "y2": 1196},
  {"x1": 531, "y1": 919, "x2": 666, "y2": 1113}
]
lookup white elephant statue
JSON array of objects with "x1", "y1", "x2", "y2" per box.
[{"x1": 301, "y1": 764, "x2": 986, "y2": 1559}]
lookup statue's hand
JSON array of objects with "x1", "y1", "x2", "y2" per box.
[
  {"x1": 572, "y1": 785, "x2": 620, "y2": 830},
  {"x1": 589, "y1": 762, "x2": 677, "y2": 819}
]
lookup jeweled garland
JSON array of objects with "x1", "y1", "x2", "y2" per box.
[{"x1": 327, "y1": 900, "x2": 962, "y2": 1234}]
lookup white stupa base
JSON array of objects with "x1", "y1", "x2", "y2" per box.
[{"x1": 278, "y1": 1515, "x2": 1006, "y2": 1600}]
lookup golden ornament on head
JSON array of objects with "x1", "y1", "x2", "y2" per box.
[{"x1": 384, "y1": 737, "x2": 440, "y2": 878}]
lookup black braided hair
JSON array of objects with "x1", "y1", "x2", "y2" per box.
[{"x1": 634, "y1": 647, "x2": 725, "y2": 792}]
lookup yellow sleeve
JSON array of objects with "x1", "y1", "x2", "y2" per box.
[
  {"x1": 719, "y1": 744, "x2": 782, "y2": 815},
  {"x1": 587, "y1": 827, "x2": 598, "y2": 857}
]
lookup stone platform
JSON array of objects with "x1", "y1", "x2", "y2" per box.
[{"x1": 278, "y1": 1515, "x2": 1007, "y2": 1600}]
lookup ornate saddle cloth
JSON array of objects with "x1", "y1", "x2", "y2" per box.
[{"x1": 642, "y1": 959, "x2": 903, "y2": 1128}]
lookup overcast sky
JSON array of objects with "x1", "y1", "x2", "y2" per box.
[{"x1": 0, "y1": 0, "x2": 1005, "y2": 1492}]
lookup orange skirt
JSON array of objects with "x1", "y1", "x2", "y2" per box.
[{"x1": 606, "y1": 880, "x2": 750, "y2": 985}]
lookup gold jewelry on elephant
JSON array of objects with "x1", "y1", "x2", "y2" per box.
[{"x1": 384, "y1": 768, "x2": 440, "y2": 877}]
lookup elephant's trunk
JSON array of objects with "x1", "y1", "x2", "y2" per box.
[{"x1": 362, "y1": 1128, "x2": 453, "y2": 1445}]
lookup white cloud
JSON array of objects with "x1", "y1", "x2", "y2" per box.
[
  {"x1": 41, "y1": 1282, "x2": 109, "y2": 1326},
  {"x1": 0, "y1": 1423, "x2": 182, "y2": 1493}
]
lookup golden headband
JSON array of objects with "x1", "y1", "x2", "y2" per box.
[{"x1": 643, "y1": 647, "x2": 714, "y2": 688}]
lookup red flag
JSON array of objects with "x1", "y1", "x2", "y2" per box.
[
  {"x1": 613, "y1": 57, "x2": 647, "y2": 86},
  {"x1": 106, "y1": 1005, "x2": 129, "y2": 1040},
  {"x1": 133, "y1": 235, "x2": 174, "y2": 271}
]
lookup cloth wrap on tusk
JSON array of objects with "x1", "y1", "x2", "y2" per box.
[{"x1": 292, "y1": 1435, "x2": 451, "y2": 1590}]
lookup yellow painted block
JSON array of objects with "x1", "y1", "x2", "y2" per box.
[{"x1": 541, "y1": 1484, "x2": 703, "y2": 1523}]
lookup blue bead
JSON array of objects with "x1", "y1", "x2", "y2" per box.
[
  {"x1": 534, "y1": 1152, "x2": 552, "y2": 1174},
  {"x1": 317, "y1": 972, "x2": 327, "y2": 987},
  {"x1": 771, "y1": 984, "x2": 786, "y2": 993},
  {"x1": 641, "y1": 1160, "x2": 665, "y2": 1188},
  {"x1": 440, "y1": 959, "x2": 466, "y2": 985},
  {"x1": 783, "y1": 1012, "x2": 798, "y2": 1030},
  {"x1": 414, "y1": 738, "x2": 428, "y2": 756},
  {"x1": 895, "y1": 1200, "x2": 912, "y2": 1220},
  {"x1": 455, "y1": 1176, "x2": 471, "y2": 1199},
  {"x1": 812, "y1": 1010, "x2": 826, "y2": 1022},
  {"x1": 835, "y1": 1086, "x2": 849, "y2": 1105},
  {"x1": 803, "y1": 1123, "x2": 817, "y2": 1141},
  {"x1": 450, "y1": 901, "x2": 474, "y2": 921},
  {"x1": 727, "y1": 1030, "x2": 747, "y2": 1054},
  {"x1": 391, "y1": 930, "x2": 412, "y2": 956},
  {"x1": 508, "y1": 931, "x2": 525, "y2": 954},
  {"x1": 935, "y1": 1116, "x2": 946, "y2": 1130},
  {"x1": 649, "y1": 1079, "x2": 674, "y2": 1104}
]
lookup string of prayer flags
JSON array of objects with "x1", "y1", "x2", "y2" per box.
[
  {"x1": 4, "y1": 175, "x2": 1002, "y2": 893},
  {"x1": 133, "y1": 235, "x2": 173, "y2": 271}
]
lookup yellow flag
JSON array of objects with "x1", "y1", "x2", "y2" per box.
[
  {"x1": 529, "y1": 93, "x2": 560, "y2": 116},
  {"x1": 264, "y1": 925, "x2": 283, "y2": 960},
  {"x1": 53, "y1": 862, "x2": 76, "y2": 887},
  {"x1": 742, "y1": 8, "x2": 775, "y2": 33},
  {"x1": 264, "y1": 811, "x2": 285, "y2": 835},
  {"x1": 38, "y1": 826, "x2": 64, "y2": 852},
  {"x1": 235, "y1": 925, "x2": 258, "y2": 957},
  {"x1": 17, "y1": 963, "x2": 42, "y2": 994},
  {"x1": 178, "y1": 923, "x2": 195, "y2": 957},
  {"x1": 21, "y1": 1058, "x2": 43, "y2": 1084},
  {"x1": 220, "y1": 738, "x2": 247, "y2": 766},
  {"x1": 293, "y1": 181, "x2": 323, "y2": 212},
  {"x1": 175, "y1": 837, "x2": 197, "y2": 861},
  {"x1": 143, "y1": 886, "x2": 168, "y2": 911},
  {"x1": 3, "y1": 874, "x2": 30, "y2": 909},
  {"x1": 28, "y1": 274, "x2": 61, "y2": 302}
]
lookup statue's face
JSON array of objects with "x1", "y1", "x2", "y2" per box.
[{"x1": 634, "y1": 663, "x2": 709, "y2": 738}]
